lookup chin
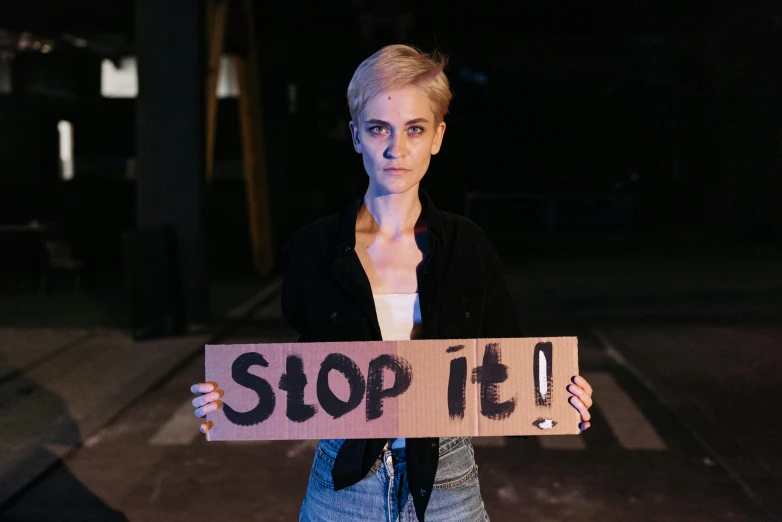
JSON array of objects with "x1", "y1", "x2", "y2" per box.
[{"x1": 375, "y1": 178, "x2": 416, "y2": 195}]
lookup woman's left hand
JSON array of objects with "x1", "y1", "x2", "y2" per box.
[{"x1": 567, "y1": 375, "x2": 593, "y2": 431}]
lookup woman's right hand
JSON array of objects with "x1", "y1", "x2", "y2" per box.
[{"x1": 190, "y1": 382, "x2": 223, "y2": 436}]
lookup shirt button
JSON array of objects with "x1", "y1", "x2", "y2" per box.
[
  {"x1": 423, "y1": 266, "x2": 427, "y2": 274},
  {"x1": 330, "y1": 311, "x2": 338, "y2": 319},
  {"x1": 431, "y1": 441, "x2": 437, "y2": 448},
  {"x1": 419, "y1": 488, "x2": 427, "y2": 497},
  {"x1": 345, "y1": 245, "x2": 352, "y2": 252},
  {"x1": 426, "y1": 302, "x2": 431, "y2": 312},
  {"x1": 465, "y1": 311, "x2": 471, "y2": 319}
]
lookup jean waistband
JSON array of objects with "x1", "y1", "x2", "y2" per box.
[
  {"x1": 389, "y1": 447, "x2": 406, "y2": 465},
  {"x1": 319, "y1": 437, "x2": 469, "y2": 461}
]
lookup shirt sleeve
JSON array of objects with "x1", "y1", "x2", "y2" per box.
[
  {"x1": 481, "y1": 239, "x2": 521, "y2": 338},
  {"x1": 280, "y1": 233, "x2": 308, "y2": 342}
]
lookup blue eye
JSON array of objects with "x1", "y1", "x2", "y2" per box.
[
  {"x1": 369, "y1": 126, "x2": 388, "y2": 134},
  {"x1": 408, "y1": 126, "x2": 424, "y2": 135}
]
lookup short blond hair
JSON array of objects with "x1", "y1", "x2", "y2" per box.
[{"x1": 347, "y1": 44, "x2": 453, "y2": 123}]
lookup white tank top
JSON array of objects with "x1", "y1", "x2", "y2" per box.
[{"x1": 373, "y1": 292, "x2": 422, "y2": 450}]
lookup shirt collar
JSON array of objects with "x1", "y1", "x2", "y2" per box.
[{"x1": 331, "y1": 188, "x2": 446, "y2": 257}]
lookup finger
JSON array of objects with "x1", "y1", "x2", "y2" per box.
[
  {"x1": 568, "y1": 396, "x2": 591, "y2": 422},
  {"x1": 194, "y1": 400, "x2": 222, "y2": 418},
  {"x1": 572, "y1": 375, "x2": 593, "y2": 397},
  {"x1": 579, "y1": 421, "x2": 591, "y2": 431},
  {"x1": 190, "y1": 382, "x2": 215, "y2": 394},
  {"x1": 567, "y1": 384, "x2": 585, "y2": 397},
  {"x1": 191, "y1": 390, "x2": 222, "y2": 409},
  {"x1": 200, "y1": 421, "x2": 214, "y2": 437},
  {"x1": 194, "y1": 403, "x2": 210, "y2": 418},
  {"x1": 567, "y1": 384, "x2": 593, "y2": 409}
]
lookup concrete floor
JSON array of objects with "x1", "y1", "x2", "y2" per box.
[{"x1": 1, "y1": 250, "x2": 780, "y2": 521}]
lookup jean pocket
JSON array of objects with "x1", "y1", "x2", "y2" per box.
[
  {"x1": 433, "y1": 438, "x2": 478, "y2": 489},
  {"x1": 310, "y1": 445, "x2": 337, "y2": 489},
  {"x1": 317, "y1": 438, "x2": 344, "y2": 460}
]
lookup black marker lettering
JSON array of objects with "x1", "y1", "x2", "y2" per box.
[
  {"x1": 317, "y1": 353, "x2": 365, "y2": 419},
  {"x1": 448, "y1": 356, "x2": 468, "y2": 419},
  {"x1": 472, "y1": 342, "x2": 516, "y2": 420},
  {"x1": 366, "y1": 355, "x2": 413, "y2": 421},
  {"x1": 278, "y1": 355, "x2": 317, "y2": 423},
  {"x1": 223, "y1": 352, "x2": 276, "y2": 426}
]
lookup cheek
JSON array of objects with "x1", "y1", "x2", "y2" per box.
[
  {"x1": 410, "y1": 140, "x2": 432, "y2": 166},
  {"x1": 361, "y1": 145, "x2": 383, "y2": 172},
  {"x1": 361, "y1": 154, "x2": 375, "y2": 172},
  {"x1": 365, "y1": 145, "x2": 383, "y2": 163}
]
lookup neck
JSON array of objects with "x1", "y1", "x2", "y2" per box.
[{"x1": 359, "y1": 183, "x2": 422, "y2": 239}]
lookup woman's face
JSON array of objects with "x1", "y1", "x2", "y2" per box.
[{"x1": 349, "y1": 86, "x2": 446, "y2": 195}]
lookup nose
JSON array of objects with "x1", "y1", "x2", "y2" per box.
[{"x1": 384, "y1": 132, "x2": 408, "y2": 159}]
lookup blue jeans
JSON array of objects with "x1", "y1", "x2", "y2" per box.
[{"x1": 299, "y1": 437, "x2": 490, "y2": 522}]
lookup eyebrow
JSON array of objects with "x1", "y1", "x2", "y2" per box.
[{"x1": 365, "y1": 118, "x2": 429, "y2": 126}]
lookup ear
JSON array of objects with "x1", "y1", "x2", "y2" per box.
[
  {"x1": 349, "y1": 121, "x2": 362, "y2": 153},
  {"x1": 430, "y1": 121, "x2": 446, "y2": 155}
]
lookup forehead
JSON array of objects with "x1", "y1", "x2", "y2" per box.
[{"x1": 360, "y1": 86, "x2": 434, "y2": 122}]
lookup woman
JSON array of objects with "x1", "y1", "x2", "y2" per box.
[{"x1": 191, "y1": 44, "x2": 594, "y2": 522}]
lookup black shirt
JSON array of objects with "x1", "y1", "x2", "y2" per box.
[{"x1": 281, "y1": 189, "x2": 520, "y2": 521}]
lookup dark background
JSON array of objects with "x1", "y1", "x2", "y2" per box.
[
  {"x1": 0, "y1": 0, "x2": 780, "y2": 307},
  {"x1": 1, "y1": 2, "x2": 781, "y2": 520}
]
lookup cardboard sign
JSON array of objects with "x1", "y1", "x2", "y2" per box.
[{"x1": 205, "y1": 337, "x2": 579, "y2": 440}]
